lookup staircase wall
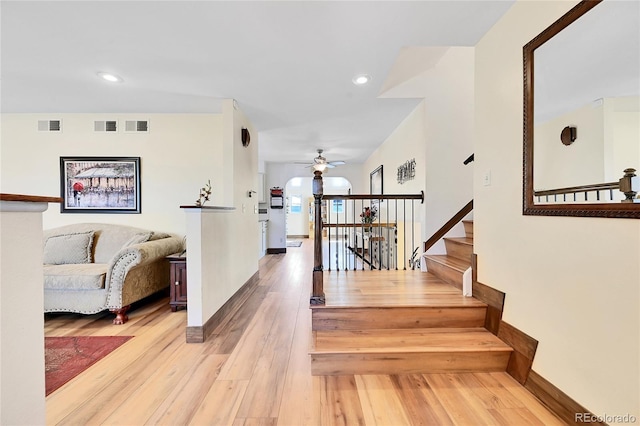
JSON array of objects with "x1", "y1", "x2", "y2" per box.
[{"x1": 474, "y1": 0, "x2": 640, "y2": 418}]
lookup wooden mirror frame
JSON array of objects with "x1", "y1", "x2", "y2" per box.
[{"x1": 523, "y1": 0, "x2": 639, "y2": 219}]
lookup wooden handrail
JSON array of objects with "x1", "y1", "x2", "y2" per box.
[
  {"x1": 323, "y1": 192, "x2": 424, "y2": 202},
  {"x1": 534, "y1": 182, "x2": 618, "y2": 197},
  {"x1": 323, "y1": 223, "x2": 396, "y2": 228},
  {"x1": 423, "y1": 200, "x2": 473, "y2": 252}
]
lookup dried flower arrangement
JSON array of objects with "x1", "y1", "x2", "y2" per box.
[{"x1": 195, "y1": 180, "x2": 212, "y2": 207}]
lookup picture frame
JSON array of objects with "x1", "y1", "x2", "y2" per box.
[
  {"x1": 370, "y1": 165, "x2": 384, "y2": 196},
  {"x1": 60, "y1": 156, "x2": 141, "y2": 214}
]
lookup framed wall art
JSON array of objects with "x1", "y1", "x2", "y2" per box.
[
  {"x1": 60, "y1": 156, "x2": 141, "y2": 213},
  {"x1": 370, "y1": 165, "x2": 383, "y2": 196}
]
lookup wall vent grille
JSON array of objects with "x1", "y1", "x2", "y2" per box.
[
  {"x1": 124, "y1": 120, "x2": 149, "y2": 132},
  {"x1": 94, "y1": 120, "x2": 118, "y2": 132},
  {"x1": 37, "y1": 119, "x2": 62, "y2": 132}
]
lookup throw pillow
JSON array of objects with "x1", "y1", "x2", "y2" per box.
[
  {"x1": 120, "y1": 232, "x2": 153, "y2": 249},
  {"x1": 43, "y1": 231, "x2": 95, "y2": 265}
]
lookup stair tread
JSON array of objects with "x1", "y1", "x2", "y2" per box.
[
  {"x1": 312, "y1": 328, "x2": 513, "y2": 354},
  {"x1": 424, "y1": 254, "x2": 471, "y2": 271},
  {"x1": 444, "y1": 237, "x2": 473, "y2": 245}
]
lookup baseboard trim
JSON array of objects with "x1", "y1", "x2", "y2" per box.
[
  {"x1": 186, "y1": 270, "x2": 260, "y2": 343},
  {"x1": 472, "y1": 253, "x2": 601, "y2": 424},
  {"x1": 471, "y1": 254, "x2": 505, "y2": 334},
  {"x1": 525, "y1": 370, "x2": 606, "y2": 426},
  {"x1": 497, "y1": 321, "x2": 538, "y2": 384},
  {"x1": 267, "y1": 248, "x2": 286, "y2": 254}
]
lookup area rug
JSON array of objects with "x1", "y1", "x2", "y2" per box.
[
  {"x1": 45, "y1": 335, "x2": 132, "y2": 396},
  {"x1": 286, "y1": 241, "x2": 302, "y2": 247}
]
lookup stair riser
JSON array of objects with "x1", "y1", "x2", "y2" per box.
[
  {"x1": 425, "y1": 259, "x2": 464, "y2": 290},
  {"x1": 311, "y1": 351, "x2": 511, "y2": 376},
  {"x1": 444, "y1": 240, "x2": 473, "y2": 262},
  {"x1": 463, "y1": 221, "x2": 474, "y2": 239},
  {"x1": 312, "y1": 307, "x2": 486, "y2": 331}
]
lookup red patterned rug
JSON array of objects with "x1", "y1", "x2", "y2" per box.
[{"x1": 45, "y1": 335, "x2": 132, "y2": 396}]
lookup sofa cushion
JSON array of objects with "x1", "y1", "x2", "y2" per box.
[
  {"x1": 43, "y1": 231, "x2": 94, "y2": 265},
  {"x1": 44, "y1": 264, "x2": 107, "y2": 290}
]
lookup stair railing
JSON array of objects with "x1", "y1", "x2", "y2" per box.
[
  {"x1": 310, "y1": 168, "x2": 423, "y2": 305},
  {"x1": 534, "y1": 168, "x2": 638, "y2": 204},
  {"x1": 423, "y1": 200, "x2": 473, "y2": 253},
  {"x1": 322, "y1": 193, "x2": 424, "y2": 271}
]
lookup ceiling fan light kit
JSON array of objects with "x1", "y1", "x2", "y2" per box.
[{"x1": 308, "y1": 149, "x2": 345, "y2": 172}]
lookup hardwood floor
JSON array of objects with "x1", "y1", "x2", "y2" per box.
[{"x1": 45, "y1": 240, "x2": 563, "y2": 425}]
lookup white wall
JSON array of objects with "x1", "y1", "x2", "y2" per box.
[
  {"x1": 371, "y1": 48, "x2": 475, "y2": 255},
  {"x1": 0, "y1": 113, "x2": 225, "y2": 235},
  {"x1": 365, "y1": 48, "x2": 475, "y2": 256},
  {"x1": 0, "y1": 201, "x2": 50, "y2": 425},
  {"x1": 604, "y1": 96, "x2": 640, "y2": 182},
  {"x1": 475, "y1": 0, "x2": 639, "y2": 417},
  {"x1": 187, "y1": 100, "x2": 260, "y2": 327},
  {"x1": 535, "y1": 102, "x2": 605, "y2": 189}
]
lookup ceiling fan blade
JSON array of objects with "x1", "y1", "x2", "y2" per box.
[{"x1": 329, "y1": 161, "x2": 345, "y2": 166}]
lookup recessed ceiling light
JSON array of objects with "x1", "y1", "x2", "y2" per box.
[
  {"x1": 97, "y1": 72, "x2": 123, "y2": 83},
  {"x1": 352, "y1": 74, "x2": 371, "y2": 85}
]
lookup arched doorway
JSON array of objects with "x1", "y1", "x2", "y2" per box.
[{"x1": 284, "y1": 176, "x2": 352, "y2": 240}]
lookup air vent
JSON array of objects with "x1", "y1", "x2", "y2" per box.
[
  {"x1": 37, "y1": 119, "x2": 62, "y2": 132},
  {"x1": 124, "y1": 120, "x2": 149, "y2": 132},
  {"x1": 94, "y1": 120, "x2": 118, "y2": 132}
]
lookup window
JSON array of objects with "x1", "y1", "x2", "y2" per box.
[
  {"x1": 290, "y1": 195, "x2": 302, "y2": 213},
  {"x1": 331, "y1": 200, "x2": 343, "y2": 214}
]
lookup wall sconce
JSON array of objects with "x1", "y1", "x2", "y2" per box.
[{"x1": 560, "y1": 126, "x2": 577, "y2": 146}]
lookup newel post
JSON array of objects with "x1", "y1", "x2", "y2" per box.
[
  {"x1": 310, "y1": 170, "x2": 325, "y2": 305},
  {"x1": 620, "y1": 168, "x2": 639, "y2": 203}
]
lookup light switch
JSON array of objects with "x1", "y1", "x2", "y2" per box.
[{"x1": 483, "y1": 170, "x2": 491, "y2": 186}]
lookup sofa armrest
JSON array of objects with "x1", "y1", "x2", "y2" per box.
[{"x1": 105, "y1": 237, "x2": 184, "y2": 307}]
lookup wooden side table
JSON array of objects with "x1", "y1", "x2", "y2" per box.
[{"x1": 166, "y1": 253, "x2": 187, "y2": 312}]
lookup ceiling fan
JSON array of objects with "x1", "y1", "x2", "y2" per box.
[{"x1": 306, "y1": 149, "x2": 346, "y2": 169}]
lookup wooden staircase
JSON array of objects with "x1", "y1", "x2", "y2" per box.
[
  {"x1": 310, "y1": 222, "x2": 512, "y2": 376},
  {"x1": 423, "y1": 220, "x2": 474, "y2": 290}
]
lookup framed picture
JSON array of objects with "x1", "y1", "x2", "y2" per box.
[
  {"x1": 60, "y1": 156, "x2": 141, "y2": 213},
  {"x1": 370, "y1": 165, "x2": 383, "y2": 196}
]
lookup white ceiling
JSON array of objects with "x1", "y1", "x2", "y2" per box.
[{"x1": 1, "y1": 1, "x2": 515, "y2": 164}]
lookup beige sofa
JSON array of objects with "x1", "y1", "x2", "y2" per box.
[{"x1": 43, "y1": 223, "x2": 184, "y2": 324}]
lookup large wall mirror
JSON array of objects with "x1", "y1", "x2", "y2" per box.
[{"x1": 523, "y1": 0, "x2": 640, "y2": 218}]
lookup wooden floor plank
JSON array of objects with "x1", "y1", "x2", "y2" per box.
[
  {"x1": 389, "y1": 374, "x2": 455, "y2": 425},
  {"x1": 188, "y1": 380, "x2": 249, "y2": 426},
  {"x1": 145, "y1": 354, "x2": 229, "y2": 425},
  {"x1": 424, "y1": 373, "x2": 495, "y2": 425},
  {"x1": 216, "y1": 292, "x2": 280, "y2": 380},
  {"x1": 319, "y1": 376, "x2": 366, "y2": 426},
  {"x1": 355, "y1": 375, "x2": 411, "y2": 426},
  {"x1": 236, "y1": 291, "x2": 299, "y2": 418},
  {"x1": 276, "y1": 285, "x2": 321, "y2": 426}
]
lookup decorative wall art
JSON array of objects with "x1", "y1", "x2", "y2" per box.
[
  {"x1": 60, "y1": 156, "x2": 141, "y2": 213},
  {"x1": 397, "y1": 158, "x2": 416, "y2": 184},
  {"x1": 370, "y1": 165, "x2": 383, "y2": 196}
]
